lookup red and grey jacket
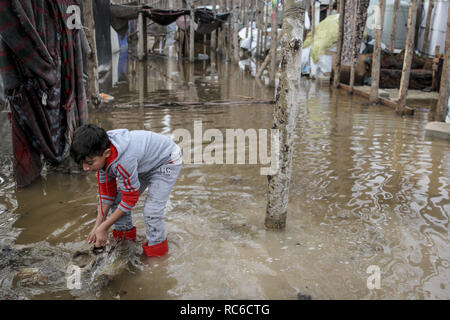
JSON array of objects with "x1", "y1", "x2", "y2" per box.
[{"x1": 96, "y1": 129, "x2": 177, "y2": 214}]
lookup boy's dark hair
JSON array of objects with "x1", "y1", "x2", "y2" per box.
[{"x1": 70, "y1": 124, "x2": 110, "y2": 164}]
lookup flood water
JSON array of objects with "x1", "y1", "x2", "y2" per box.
[{"x1": 0, "y1": 50, "x2": 449, "y2": 300}]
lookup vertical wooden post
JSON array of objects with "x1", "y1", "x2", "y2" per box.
[
  {"x1": 389, "y1": 0, "x2": 400, "y2": 53},
  {"x1": 434, "y1": 4, "x2": 450, "y2": 122},
  {"x1": 189, "y1": 0, "x2": 195, "y2": 62},
  {"x1": 228, "y1": 0, "x2": 234, "y2": 61},
  {"x1": 349, "y1": 1, "x2": 359, "y2": 93},
  {"x1": 258, "y1": 4, "x2": 265, "y2": 57},
  {"x1": 333, "y1": 0, "x2": 344, "y2": 88},
  {"x1": 249, "y1": 0, "x2": 255, "y2": 55},
  {"x1": 81, "y1": 0, "x2": 101, "y2": 107},
  {"x1": 137, "y1": 11, "x2": 147, "y2": 61},
  {"x1": 423, "y1": 0, "x2": 434, "y2": 56},
  {"x1": 262, "y1": 0, "x2": 269, "y2": 56},
  {"x1": 211, "y1": 0, "x2": 217, "y2": 51},
  {"x1": 432, "y1": 45, "x2": 441, "y2": 90},
  {"x1": 244, "y1": 0, "x2": 249, "y2": 38},
  {"x1": 233, "y1": 0, "x2": 240, "y2": 62},
  {"x1": 265, "y1": 0, "x2": 306, "y2": 230},
  {"x1": 217, "y1": 0, "x2": 224, "y2": 56},
  {"x1": 256, "y1": 1, "x2": 261, "y2": 57},
  {"x1": 328, "y1": 0, "x2": 333, "y2": 16},
  {"x1": 397, "y1": 0, "x2": 418, "y2": 115},
  {"x1": 269, "y1": 1, "x2": 279, "y2": 86},
  {"x1": 369, "y1": 0, "x2": 386, "y2": 103}
]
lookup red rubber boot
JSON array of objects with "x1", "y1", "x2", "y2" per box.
[
  {"x1": 142, "y1": 238, "x2": 168, "y2": 257},
  {"x1": 112, "y1": 226, "x2": 136, "y2": 241}
]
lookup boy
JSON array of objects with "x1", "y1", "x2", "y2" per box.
[{"x1": 70, "y1": 124, "x2": 182, "y2": 257}]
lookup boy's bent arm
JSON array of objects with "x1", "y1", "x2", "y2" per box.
[{"x1": 97, "y1": 207, "x2": 127, "y2": 233}]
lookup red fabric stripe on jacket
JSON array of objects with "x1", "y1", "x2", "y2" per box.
[
  {"x1": 97, "y1": 143, "x2": 119, "y2": 198},
  {"x1": 117, "y1": 164, "x2": 136, "y2": 192},
  {"x1": 121, "y1": 190, "x2": 139, "y2": 208}
]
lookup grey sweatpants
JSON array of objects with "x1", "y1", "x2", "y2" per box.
[{"x1": 111, "y1": 146, "x2": 182, "y2": 246}]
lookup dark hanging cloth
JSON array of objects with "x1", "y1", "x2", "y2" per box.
[
  {"x1": 0, "y1": 0, "x2": 88, "y2": 188},
  {"x1": 141, "y1": 8, "x2": 232, "y2": 33},
  {"x1": 341, "y1": 0, "x2": 370, "y2": 66},
  {"x1": 142, "y1": 8, "x2": 191, "y2": 26},
  {"x1": 195, "y1": 9, "x2": 232, "y2": 34},
  {"x1": 110, "y1": 3, "x2": 140, "y2": 37}
]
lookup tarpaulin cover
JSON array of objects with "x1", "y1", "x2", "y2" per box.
[
  {"x1": 303, "y1": 14, "x2": 339, "y2": 63},
  {"x1": 0, "y1": 0, "x2": 88, "y2": 187}
]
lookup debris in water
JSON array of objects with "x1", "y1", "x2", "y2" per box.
[
  {"x1": 100, "y1": 93, "x2": 114, "y2": 103},
  {"x1": 14, "y1": 267, "x2": 48, "y2": 286}
]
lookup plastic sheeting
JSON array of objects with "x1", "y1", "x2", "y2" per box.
[
  {"x1": 239, "y1": 24, "x2": 278, "y2": 54},
  {"x1": 302, "y1": 45, "x2": 336, "y2": 78}
]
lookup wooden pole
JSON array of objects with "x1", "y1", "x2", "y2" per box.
[
  {"x1": 233, "y1": 0, "x2": 240, "y2": 62},
  {"x1": 225, "y1": 0, "x2": 231, "y2": 61},
  {"x1": 259, "y1": 5, "x2": 265, "y2": 57},
  {"x1": 423, "y1": 0, "x2": 434, "y2": 56},
  {"x1": 265, "y1": 0, "x2": 306, "y2": 230},
  {"x1": 81, "y1": 0, "x2": 101, "y2": 107},
  {"x1": 434, "y1": 3, "x2": 450, "y2": 122},
  {"x1": 218, "y1": 0, "x2": 224, "y2": 56},
  {"x1": 333, "y1": 0, "x2": 345, "y2": 88},
  {"x1": 389, "y1": 0, "x2": 400, "y2": 53},
  {"x1": 249, "y1": 0, "x2": 255, "y2": 55},
  {"x1": 369, "y1": 0, "x2": 386, "y2": 103},
  {"x1": 244, "y1": 0, "x2": 249, "y2": 38},
  {"x1": 349, "y1": 1, "x2": 359, "y2": 93},
  {"x1": 269, "y1": 1, "x2": 279, "y2": 86},
  {"x1": 189, "y1": 0, "x2": 195, "y2": 62},
  {"x1": 432, "y1": 45, "x2": 441, "y2": 90},
  {"x1": 397, "y1": 0, "x2": 418, "y2": 115},
  {"x1": 256, "y1": 2, "x2": 261, "y2": 57},
  {"x1": 211, "y1": 0, "x2": 217, "y2": 52},
  {"x1": 137, "y1": 11, "x2": 147, "y2": 61},
  {"x1": 328, "y1": 0, "x2": 333, "y2": 16},
  {"x1": 262, "y1": 0, "x2": 269, "y2": 56}
]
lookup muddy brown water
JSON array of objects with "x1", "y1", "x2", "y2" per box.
[{"x1": 0, "y1": 54, "x2": 449, "y2": 299}]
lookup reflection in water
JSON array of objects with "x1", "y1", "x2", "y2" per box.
[{"x1": 0, "y1": 55, "x2": 449, "y2": 299}]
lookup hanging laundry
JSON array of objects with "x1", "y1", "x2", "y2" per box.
[{"x1": 0, "y1": 0, "x2": 87, "y2": 187}]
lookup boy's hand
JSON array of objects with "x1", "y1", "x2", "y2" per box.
[
  {"x1": 94, "y1": 225, "x2": 110, "y2": 248},
  {"x1": 87, "y1": 227, "x2": 97, "y2": 244}
]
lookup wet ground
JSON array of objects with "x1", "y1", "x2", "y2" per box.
[{"x1": 0, "y1": 51, "x2": 449, "y2": 299}]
